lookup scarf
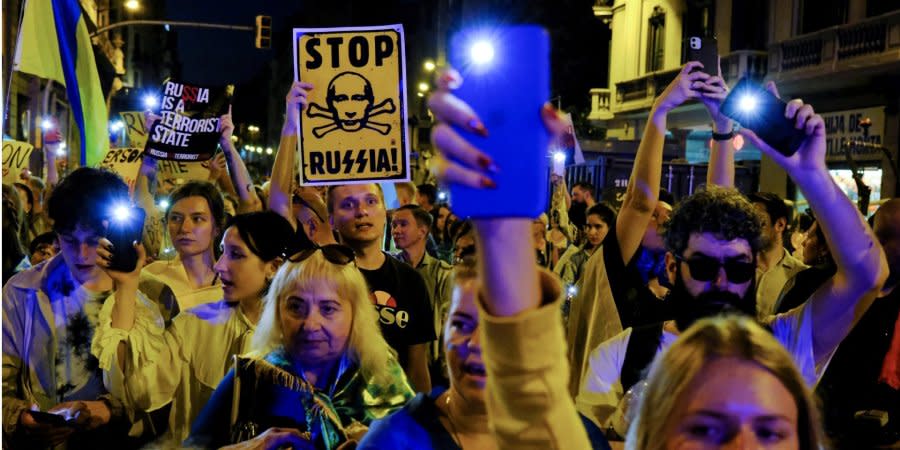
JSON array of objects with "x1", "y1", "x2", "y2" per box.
[{"x1": 234, "y1": 349, "x2": 413, "y2": 449}]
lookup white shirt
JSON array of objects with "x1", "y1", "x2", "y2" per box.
[{"x1": 576, "y1": 302, "x2": 824, "y2": 432}]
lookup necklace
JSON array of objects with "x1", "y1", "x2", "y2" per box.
[{"x1": 444, "y1": 393, "x2": 464, "y2": 448}]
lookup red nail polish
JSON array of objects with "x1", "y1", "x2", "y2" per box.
[
  {"x1": 468, "y1": 119, "x2": 488, "y2": 137},
  {"x1": 477, "y1": 155, "x2": 498, "y2": 173},
  {"x1": 481, "y1": 177, "x2": 497, "y2": 189}
]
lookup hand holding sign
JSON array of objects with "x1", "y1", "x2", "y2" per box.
[
  {"x1": 218, "y1": 106, "x2": 235, "y2": 147},
  {"x1": 294, "y1": 25, "x2": 409, "y2": 185}
]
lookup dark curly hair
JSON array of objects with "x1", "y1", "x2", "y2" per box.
[
  {"x1": 663, "y1": 185, "x2": 765, "y2": 257},
  {"x1": 48, "y1": 167, "x2": 130, "y2": 235}
]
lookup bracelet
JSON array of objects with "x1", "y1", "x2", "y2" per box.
[{"x1": 711, "y1": 128, "x2": 736, "y2": 141}]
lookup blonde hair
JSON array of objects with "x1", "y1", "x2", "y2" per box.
[
  {"x1": 628, "y1": 315, "x2": 825, "y2": 450},
  {"x1": 251, "y1": 251, "x2": 397, "y2": 385}
]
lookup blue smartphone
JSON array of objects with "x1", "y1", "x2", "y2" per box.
[
  {"x1": 448, "y1": 25, "x2": 551, "y2": 218},
  {"x1": 720, "y1": 77, "x2": 806, "y2": 156}
]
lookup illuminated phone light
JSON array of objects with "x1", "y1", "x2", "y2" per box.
[
  {"x1": 143, "y1": 94, "x2": 159, "y2": 109},
  {"x1": 553, "y1": 151, "x2": 566, "y2": 163},
  {"x1": 110, "y1": 120, "x2": 124, "y2": 132},
  {"x1": 567, "y1": 285, "x2": 578, "y2": 296},
  {"x1": 738, "y1": 94, "x2": 758, "y2": 113},
  {"x1": 158, "y1": 199, "x2": 170, "y2": 210},
  {"x1": 41, "y1": 118, "x2": 54, "y2": 131},
  {"x1": 55, "y1": 147, "x2": 66, "y2": 157},
  {"x1": 437, "y1": 191, "x2": 448, "y2": 201},
  {"x1": 112, "y1": 205, "x2": 132, "y2": 222},
  {"x1": 470, "y1": 40, "x2": 495, "y2": 65}
]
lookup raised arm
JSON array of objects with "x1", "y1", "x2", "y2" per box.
[
  {"x1": 429, "y1": 68, "x2": 590, "y2": 449},
  {"x1": 219, "y1": 108, "x2": 262, "y2": 214},
  {"x1": 617, "y1": 62, "x2": 710, "y2": 263},
  {"x1": 269, "y1": 82, "x2": 313, "y2": 231},
  {"x1": 740, "y1": 91, "x2": 889, "y2": 367},
  {"x1": 699, "y1": 67, "x2": 736, "y2": 188}
]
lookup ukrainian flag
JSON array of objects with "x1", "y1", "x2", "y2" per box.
[{"x1": 14, "y1": 0, "x2": 109, "y2": 167}]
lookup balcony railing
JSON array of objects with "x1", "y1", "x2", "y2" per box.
[
  {"x1": 612, "y1": 68, "x2": 679, "y2": 113},
  {"x1": 771, "y1": 10, "x2": 900, "y2": 74},
  {"x1": 588, "y1": 88, "x2": 613, "y2": 120}
]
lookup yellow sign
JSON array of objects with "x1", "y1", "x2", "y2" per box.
[
  {"x1": 2, "y1": 140, "x2": 34, "y2": 184},
  {"x1": 294, "y1": 25, "x2": 409, "y2": 186},
  {"x1": 120, "y1": 111, "x2": 149, "y2": 149},
  {"x1": 156, "y1": 159, "x2": 211, "y2": 187},
  {"x1": 99, "y1": 147, "x2": 143, "y2": 195}
]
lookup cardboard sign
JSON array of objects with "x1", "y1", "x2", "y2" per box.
[
  {"x1": 99, "y1": 147, "x2": 143, "y2": 195},
  {"x1": 294, "y1": 25, "x2": 409, "y2": 185},
  {"x1": 156, "y1": 159, "x2": 211, "y2": 186},
  {"x1": 145, "y1": 79, "x2": 233, "y2": 161},
  {"x1": 120, "y1": 111, "x2": 149, "y2": 149},
  {"x1": 2, "y1": 140, "x2": 34, "y2": 184}
]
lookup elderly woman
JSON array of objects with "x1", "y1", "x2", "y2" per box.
[
  {"x1": 627, "y1": 315, "x2": 826, "y2": 449},
  {"x1": 186, "y1": 245, "x2": 414, "y2": 449},
  {"x1": 93, "y1": 211, "x2": 303, "y2": 445}
]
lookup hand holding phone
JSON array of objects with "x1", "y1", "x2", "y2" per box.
[
  {"x1": 27, "y1": 410, "x2": 77, "y2": 427},
  {"x1": 720, "y1": 78, "x2": 807, "y2": 156},
  {"x1": 447, "y1": 25, "x2": 551, "y2": 218},
  {"x1": 684, "y1": 36, "x2": 718, "y2": 76},
  {"x1": 105, "y1": 205, "x2": 147, "y2": 272}
]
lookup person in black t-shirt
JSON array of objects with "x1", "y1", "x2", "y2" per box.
[{"x1": 327, "y1": 183, "x2": 435, "y2": 393}]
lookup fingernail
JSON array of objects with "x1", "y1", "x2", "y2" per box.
[
  {"x1": 468, "y1": 119, "x2": 488, "y2": 137},
  {"x1": 481, "y1": 177, "x2": 497, "y2": 189},
  {"x1": 477, "y1": 155, "x2": 499, "y2": 173}
]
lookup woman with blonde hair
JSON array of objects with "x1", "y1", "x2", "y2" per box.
[
  {"x1": 187, "y1": 245, "x2": 414, "y2": 449},
  {"x1": 627, "y1": 315, "x2": 826, "y2": 450}
]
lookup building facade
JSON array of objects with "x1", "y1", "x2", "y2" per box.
[{"x1": 589, "y1": 0, "x2": 899, "y2": 212}]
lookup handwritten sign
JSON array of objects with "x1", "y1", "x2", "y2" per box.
[
  {"x1": 120, "y1": 111, "x2": 149, "y2": 149},
  {"x1": 98, "y1": 147, "x2": 143, "y2": 195},
  {"x1": 294, "y1": 25, "x2": 409, "y2": 185},
  {"x1": 145, "y1": 79, "x2": 233, "y2": 161},
  {"x1": 2, "y1": 140, "x2": 34, "y2": 184}
]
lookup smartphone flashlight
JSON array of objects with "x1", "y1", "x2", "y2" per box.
[
  {"x1": 143, "y1": 94, "x2": 159, "y2": 109},
  {"x1": 110, "y1": 120, "x2": 124, "y2": 132},
  {"x1": 738, "y1": 93, "x2": 758, "y2": 113},
  {"x1": 470, "y1": 40, "x2": 495, "y2": 65},
  {"x1": 157, "y1": 198, "x2": 170, "y2": 210},
  {"x1": 567, "y1": 285, "x2": 578, "y2": 296},
  {"x1": 41, "y1": 118, "x2": 54, "y2": 131},
  {"x1": 112, "y1": 204, "x2": 132, "y2": 222},
  {"x1": 437, "y1": 191, "x2": 448, "y2": 201},
  {"x1": 553, "y1": 151, "x2": 566, "y2": 163}
]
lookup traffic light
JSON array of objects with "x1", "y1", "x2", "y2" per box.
[{"x1": 255, "y1": 15, "x2": 271, "y2": 49}]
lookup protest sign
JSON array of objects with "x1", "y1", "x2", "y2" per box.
[
  {"x1": 99, "y1": 147, "x2": 143, "y2": 195},
  {"x1": 156, "y1": 159, "x2": 211, "y2": 186},
  {"x1": 120, "y1": 111, "x2": 149, "y2": 149},
  {"x1": 2, "y1": 140, "x2": 34, "y2": 184},
  {"x1": 145, "y1": 79, "x2": 233, "y2": 162},
  {"x1": 294, "y1": 25, "x2": 409, "y2": 185}
]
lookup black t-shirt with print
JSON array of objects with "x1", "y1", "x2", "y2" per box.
[{"x1": 360, "y1": 254, "x2": 436, "y2": 368}]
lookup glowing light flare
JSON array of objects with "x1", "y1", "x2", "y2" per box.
[
  {"x1": 124, "y1": 0, "x2": 140, "y2": 10},
  {"x1": 424, "y1": 60, "x2": 436, "y2": 72},
  {"x1": 112, "y1": 204, "x2": 132, "y2": 222},
  {"x1": 552, "y1": 151, "x2": 566, "y2": 163},
  {"x1": 143, "y1": 94, "x2": 159, "y2": 109},
  {"x1": 470, "y1": 40, "x2": 495, "y2": 65},
  {"x1": 738, "y1": 94, "x2": 758, "y2": 113}
]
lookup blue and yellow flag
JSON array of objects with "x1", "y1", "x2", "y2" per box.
[{"x1": 14, "y1": 0, "x2": 109, "y2": 166}]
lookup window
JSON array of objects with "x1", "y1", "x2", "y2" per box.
[
  {"x1": 731, "y1": 0, "x2": 767, "y2": 50},
  {"x1": 647, "y1": 6, "x2": 666, "y2": 72},
  {"x1": 799, "y1": 0, "x2": 848, "y2": 34}
]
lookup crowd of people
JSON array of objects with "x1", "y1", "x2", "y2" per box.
[{"x1": 2, "y1": 58, "x2": 898, "y2": 450}]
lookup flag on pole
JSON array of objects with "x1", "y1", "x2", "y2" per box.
[{"x1": 14, "y1": 0, "x2": 109, "y2": 167}]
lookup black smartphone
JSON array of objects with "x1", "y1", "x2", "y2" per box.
[
  {"x1": 719, "y1": 77, "x2": 807, "y2": 156},
  {"x1": 106, "y1": 205, "x2": 146, "y2": 272},
  {"x1": 29, "y1": 411, "x2": 75, "y2": 427},
  {"x1": 684, "y1": 36, "x2": 718, "y2": 76}
]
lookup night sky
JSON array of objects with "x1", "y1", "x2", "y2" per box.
[{"x1": 163, "y1": 0, "x2": 610, "y2": 137}]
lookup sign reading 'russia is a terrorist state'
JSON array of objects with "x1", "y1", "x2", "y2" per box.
[{"x1": 145, "y1": 79, "x2": 233, "y2": 162}]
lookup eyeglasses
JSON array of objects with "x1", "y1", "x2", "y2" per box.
[
  {"x1": 287, "y1": 244, "x2": 356, "y2": 265},
  {"x1": 676, "y1": 254, "x2": 755, "y2": 283}
]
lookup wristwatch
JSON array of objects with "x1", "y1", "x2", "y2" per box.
[{"x1": 712, "y1": 128, "x2": 736, "y2": 141}]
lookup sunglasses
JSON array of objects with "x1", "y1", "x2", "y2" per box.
[
  {"x1": 287, "y1": 244, "x2": 356, "y2": 265},
  {"x1": 676, "y1": 254, "x2": 755, "y2": 284}
]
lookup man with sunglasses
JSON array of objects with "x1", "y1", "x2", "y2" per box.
[{"x1": 575, "y1": 88, "x2": 889, "y2": 438}]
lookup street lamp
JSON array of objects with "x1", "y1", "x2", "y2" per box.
[
  {"x1": 124, "y1": 0, "x2": 140, "y2": 11},
  {"x1": 424, "y1": 60, "x2": 436, "y2": 72},
  {"x1": 248, "y1": 125, "x2": 260, "y2": 132},
  {"x1": 265, "y1": 147, "x2": 273, "y2": 155},
  {"x1": 418, "y1": 82, "x2": 429, "y2": 93}
]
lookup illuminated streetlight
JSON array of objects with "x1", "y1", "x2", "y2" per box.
[
  {"x1": 248, "y1": 125, "x2": 260, "y2": 132},
  {"x1": 124, "y1": 0, "x2": 140, "y2": 11},
  {"x1": 424, "y1": 60, "x2": 436, "y2": 72},
  {"x1": 230, "y1": 135, "x2": 239, "y2": 142},
  {"x1": 418, "y1": 82, "x2": 429, "y2": 92},
  {"x1": 265, "y1": 147, "x2": 273, "y2": 155}
]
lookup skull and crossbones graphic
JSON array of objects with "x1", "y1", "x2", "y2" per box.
[{"x1": 306, "y1": 71, "x2": 396, "y2": 138}]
